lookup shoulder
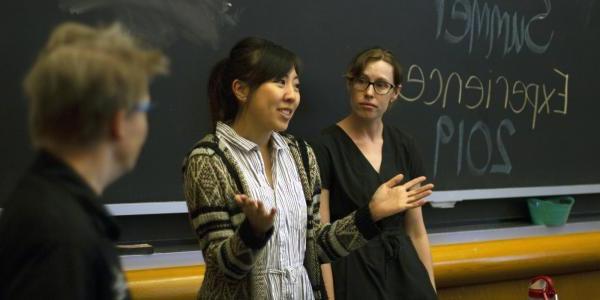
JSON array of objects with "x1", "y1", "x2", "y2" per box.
[
  {"x1": 318, "y1": 124, "x2": 343, "y2": 143},
  {"x1": 280, "y1": 132, "x2": 320, "y2": 179},
  {"x1": 182, "y1": 133, "x2": 246, "y2": 197},
  {"x1": 182, "y1": 134, "x2": 227, "y2": 172},
  {"x1": 384, "y1": 123, "x2": 419, "y2": 148},
  {"x1": 320, "y1": 124, "x2": 340, "y2": 136},
  {"x1": 280, "y1": 132, "x2": 309, "y2": 160},
  {"x1": 280, "y1": 132, "x2": 313, "y2": 155},
  {"x1": 384, "y1": 123, "x2": 413, "y2": 140},
  {"x1": 279, "y1": 132, "x2": 296, "y2": 145},
  {"x1": 1, "y1": 176, "x2": 96, "y2": 245},
  {"x1": 308, "y1": 124, "x2": 340, "y2": 155},
  {"x1": 185, "y1": 134, "x2": 222, "y2": 158},
  {"x1": 5, "y1": 173, "x2": 70, "y2": 220}
]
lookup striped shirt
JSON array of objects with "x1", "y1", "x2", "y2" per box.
[{"x1": 216, "y1": 122, "x2": 313, "y2": 300}]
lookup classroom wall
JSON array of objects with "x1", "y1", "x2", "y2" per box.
[{"x1": 3, "y1": 0, "x2": 600, "y2": 206}]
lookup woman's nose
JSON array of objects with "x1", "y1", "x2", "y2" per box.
[{"x1": 284, "y1": 84, "x2": 299, "y2": 102}]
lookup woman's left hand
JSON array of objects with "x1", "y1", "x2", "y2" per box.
[{"x1": 368, "y1": 174, "x2": 433, "y2": 222}]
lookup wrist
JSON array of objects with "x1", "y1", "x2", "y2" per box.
[
  {"x1": 239, "y1": 219, "x2": 273, "y2": 250},
  {"x1": 368, "y1": 202, "x2": 381, "y2": 222},
  {"x1": 251, "y1": 225, "x2": 268, "y2": 239},
  {"x1": 355, "y1": 205, "x2": 380, "y2": 240}
]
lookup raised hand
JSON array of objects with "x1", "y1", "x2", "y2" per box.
[
  {"x1": 234, "y1": 194, "x2": 276, "y2": 237},
  {"x1": 368, "y1": 174, "x2": 434, "y2": 222}
]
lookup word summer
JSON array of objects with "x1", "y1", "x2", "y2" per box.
[
  {"x1": 399, "y1": 64, "x2": 569, "y2": 130},
  {"x1": 434, "y1": 0, "x2": 554, "y2": 58}
]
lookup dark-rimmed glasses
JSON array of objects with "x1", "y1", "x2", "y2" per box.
[{"x1": 351, "y1": 76, "x2": 396, "y2": 95}]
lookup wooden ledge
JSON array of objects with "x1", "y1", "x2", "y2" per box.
[
  {"x1": 124, "y1": 232, "x2": 600, "y2": 298},
  {"x1": 126, "y1": 265, "x2": 205, "y2": 300},
  {"x1": 432, "y1": 231, "x2": 600, "y2": 288}
]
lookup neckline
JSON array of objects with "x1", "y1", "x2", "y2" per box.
[
  {"x1": 216, "y1": 121, "x2": 287, "y2": 153},
  {"x1": 333, "y1": 124, "x2": 386, "y2": 176}
]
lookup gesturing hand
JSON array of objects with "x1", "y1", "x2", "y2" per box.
[
  {"x1": 368, "y1": 174, "x2": 434, "y2": 222},
  {"x1": 235, "y1": 194, "x2": 276, "y2": 237}
]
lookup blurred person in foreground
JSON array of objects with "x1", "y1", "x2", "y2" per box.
[{"x1": 0, "y1": 21, "x2": 168, "y2": 299}]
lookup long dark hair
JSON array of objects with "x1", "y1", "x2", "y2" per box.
[{"x1": 207, "y1": 37, "x2": 301, "y2": 127}]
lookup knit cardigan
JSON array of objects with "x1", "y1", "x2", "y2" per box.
[{"x1": 182, "y1": 133, "x2": 379, "y2": 299}]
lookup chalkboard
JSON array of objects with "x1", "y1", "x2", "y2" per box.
[{"x1": 2, "y1": 0, "x2": 600, "y2": 205}]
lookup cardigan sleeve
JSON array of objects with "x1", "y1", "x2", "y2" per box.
[
  {"x1": 304, "y1": 145, "x2": 380, "y2": 263},
  {"x1": 183, "y1": 149, "x2": 272, "y2": 280}
]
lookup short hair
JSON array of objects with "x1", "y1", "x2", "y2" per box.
[
  {"x1": 345, "y1": 47, "x2": 403, "y2": 86},
  {"x1": 207, "y1": 37, "x2": 301, "y2": 127},
  {"x1": 24, "y1": 22, "x2": 169, "y2": 148}
]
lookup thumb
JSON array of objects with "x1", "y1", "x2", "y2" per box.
[{"x1": 385, "y1": 174, "x2": 404, "y2": 188}]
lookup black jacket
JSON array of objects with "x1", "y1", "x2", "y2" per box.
[{"x1": 0, "y1": 151, "x2": 130, "y2": 300}]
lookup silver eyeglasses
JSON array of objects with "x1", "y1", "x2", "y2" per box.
[{"x1": 131, "y1": 100, "x2": 154, "y2": 113}]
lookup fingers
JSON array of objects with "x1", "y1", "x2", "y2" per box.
[
  {"x1": 236, "y1": 194, "x2": 273, "y2": 217},
  {"x1": 256, "y1": 201, "x2": 277, "y2": 220},
  {"x1": 268, "y1": 207, "x2": 277, "y2": 219},
  {"x1": 407, "y1": 198, "x2": 427, "y2": 209},
  {"x1": 406, "y1": 185, "x2": 434, "y2": 204},
  {"x1": 256, "y1": 199, "x2": 273, "y2": 217},
  {"x1": 385, "y1": 174, "x2": 405, "y2": 188},
  {"x1": 234, "y1": 194, "x2": 249, "y2": 206},
  {"x1": 414, "y1": 190, "x2": 433, "y2": 202},
  {"x1": 256, "y1": 199, "x2": 265, "y2": 211},
  {"x1": 407, "y1": 183, "x2": 434, "y2": 197},
  {"x1": 235, "y1": 194, "x2": 258, "y2": 211},
  {"x1": 402, "y1": 176, "x2": 427, "y2": 189}
]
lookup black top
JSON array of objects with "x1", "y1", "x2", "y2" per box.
[
  {"x1": 313, "y1": 124, "x2": 437, "y2": 300},
  {"x1": 0, "y1": 151, "x2": 131, "y2": 300}
]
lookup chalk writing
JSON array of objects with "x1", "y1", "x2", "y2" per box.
[
  {"x1": 434, "y1": 0, "x2": 554, "y2": 58},
  {"x1": 400, "y1": 64, "x2": 569, "y2": 129},
  {"x1": 433, "y1": 116, "x2": 516, "y2": 177}
]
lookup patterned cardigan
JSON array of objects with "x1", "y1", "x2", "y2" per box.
[{"x1": 182, "y1": 133, "x2": 379, "y2": 299}]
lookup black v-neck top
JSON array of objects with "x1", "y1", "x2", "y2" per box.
[
  {"x1": 312, "y1": 124, "x2": 437, "y2": 300},
  {"x1": 314, "y1": 124, "x2": 426, "y2": 228}
]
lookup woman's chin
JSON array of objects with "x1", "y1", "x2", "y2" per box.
[{"x1": 272, "y1": 118, "x2": 292, "y2": 132}]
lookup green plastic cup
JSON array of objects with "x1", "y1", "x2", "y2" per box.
[{"x1": 527, "y1": 197, "x2": 575, "y2": 227}]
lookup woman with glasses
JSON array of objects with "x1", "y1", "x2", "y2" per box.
[
  {"x1": 182, "y1": 38, "x2": 434, "y2": 299},
  {"x1": 313, "y1": 48, "x2": 437, "y2": 299}
]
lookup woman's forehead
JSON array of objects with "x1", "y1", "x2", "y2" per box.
[{"x1": 362, "y1": 60, "x2": 395, "y2": 80}]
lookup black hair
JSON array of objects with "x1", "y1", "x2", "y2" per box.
[{"x1": 207, "y1": 37, "x2": 301, "y2": 127}]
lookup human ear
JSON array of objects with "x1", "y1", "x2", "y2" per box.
[
  {"x1": 232, "y1": 79, "x2": 250, "y2": 103},
  {"x1": 109, "y1": 109, "x2": 128, "y2": 141},
  {"x1": 391, "y1": 84, "x2": 402, "y2": 102}
]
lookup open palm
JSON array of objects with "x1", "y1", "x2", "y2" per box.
[
  {"x1": 235, "y1": 194, "x2": 276, "y2": 236},
  {"x1": 369, "y1": 174, "x2": 434, "y2": 222}
]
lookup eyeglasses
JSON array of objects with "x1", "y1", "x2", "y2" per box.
[
  {"x1": 130, "y1": 100, "x2": 154, "y2": 113},
  {"x1": 351, "y1": 76, "x2": 396, "y2": 95}
]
